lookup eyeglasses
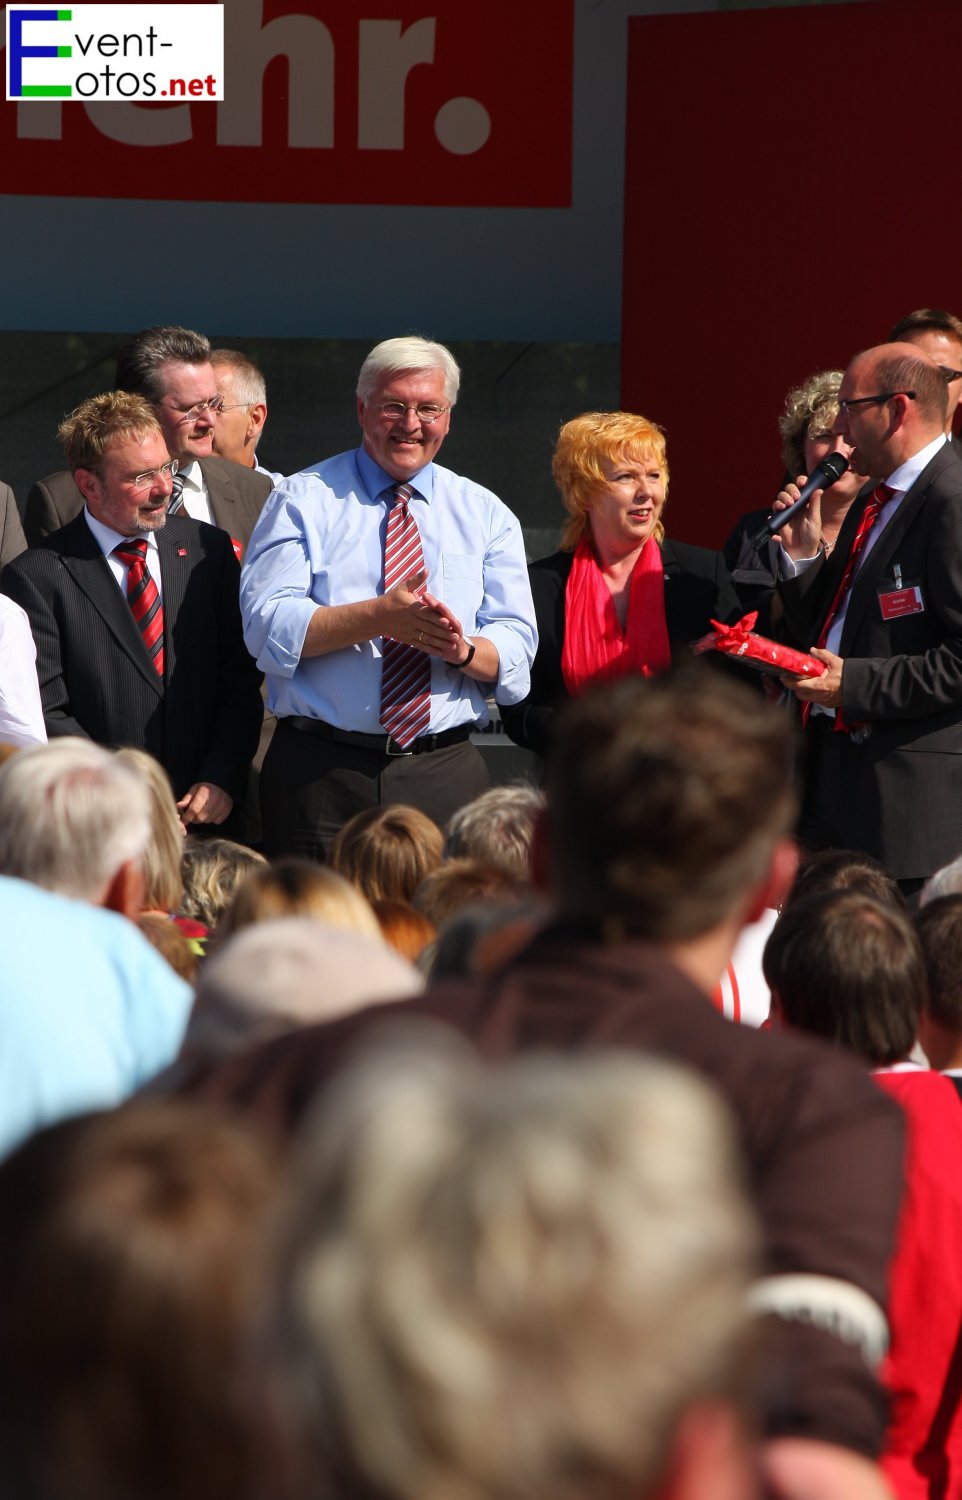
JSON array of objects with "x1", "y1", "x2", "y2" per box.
[
  {"x1": 837, "y1": 391, "x2": 916, "y2": 415},
  {"x1": 128, "y1": 459, "x2": 179, "y2": 491},
  {"x1": 216, "y1": 401, "x2": 252, "y2": 413},
  {"x1": 374, "y1": 401, "x2": 448, "y2": 424},
  {"x1": 160, "y1": 395, "x2": 225, "y2": 421},
  {"x1": 939, "y1": 366, "x2": 962, "y2": 383}
]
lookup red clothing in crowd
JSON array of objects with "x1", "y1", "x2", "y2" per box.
[{"x1": 875, "y1": 1066, "x2": 962, "y2": 1499}]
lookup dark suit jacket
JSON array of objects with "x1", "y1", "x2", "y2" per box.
[
  {"x1": 0, "y1": 483, "x2": 26, "y2": 570},
  {"x1": 23, "y1": 457, "x2": 271, "y2": 557},
  {"x1": 778, "y1": 441, "x2": 962, "y2": 877},
  {"x1": 501, "y1": 540, "x2": 743, "y2": 755},
  {"x1": 0, "y1": 512, "x2": 263, "y2": 803}
]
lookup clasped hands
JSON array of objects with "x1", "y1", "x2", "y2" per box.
[{"x1": 382, "y1": 568, "x2": 472, "y2": 667}]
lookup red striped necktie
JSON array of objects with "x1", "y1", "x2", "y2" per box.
[
  {"x1": 113, "y1": 538, "x2": 165, "y2": 678},
  {"x1": 801, "y1": 481, "x2": 893, "y2": 731},
  {"x1": 814, "y1": 482, "x2": 894, "y2": 651},
  {"x1": 379, "y1": 483, "x2": 431, "y2": 748}
]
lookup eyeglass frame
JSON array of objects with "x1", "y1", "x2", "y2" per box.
[
  {"x1": 373, "y1": 400, "x2": 449, "y2": 424},
  {"x1": 837, "y1": 391, "x2": 917, "y2": 415},
  {"x1": 127, "y1": 459, "x2": 180, "y2": 492},
  {"x1": 215, "y1": 400, "x2": 254, "y2": 413},
  {"x1": 157, "y1": 394, "x2": 226, "y2": 422}
]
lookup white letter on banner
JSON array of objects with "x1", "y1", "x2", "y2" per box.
[
  {"x1": 218, "y1": 0, "x2": 333, "y2": 148},
  {"x1": 358, "y1": 18, "x2": 435, "y2": 150}
]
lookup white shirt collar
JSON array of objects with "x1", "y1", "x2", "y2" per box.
[
  {"x1": 175, "y1": 459, "x2": 202, "y2": 492},
  {"x1": 885, "y1": 432, "x2": 947, "y2": 495},
  {"x1": 84, "y1": 507, "x2": 161, "y2": 559}
]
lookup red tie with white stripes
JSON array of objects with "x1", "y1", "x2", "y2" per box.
[
  {"x1": 379, "y1": 483, "x2": 431, "y2": 748},
  {"x1": 113, "y1": 538, "x2": 165, "y2": 678}
]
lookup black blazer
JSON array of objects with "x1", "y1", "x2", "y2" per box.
[
  {"x1": 501, "y1": 540, "x2": 742, "y2": 755},
  {"x1": 23, "y1": 457, "x2": 271, "y2": 557},
  {"x1": 778, "y1": 441, "x2": 962, "y2": 877},
  {"x1": 0, "y1": 512, "x2": 263, "y2": 803}
]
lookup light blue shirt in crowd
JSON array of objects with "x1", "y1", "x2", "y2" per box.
[
  {"x1": 240, "y1": 446, "x2": 537, "y2": 732},
  {"x1": 0, "y1": 876, "x2": 193, "y2": 1160}
]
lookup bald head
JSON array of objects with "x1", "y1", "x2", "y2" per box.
[{"x1": 835, "y1": 343, "x2": 947, "y2": 474}]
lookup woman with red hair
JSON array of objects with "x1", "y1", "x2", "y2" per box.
[{"x1": 502, "y1": 411, "x2": 740, "y2": 756}]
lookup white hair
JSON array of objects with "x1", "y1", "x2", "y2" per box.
[
  {"x1": 0, "y1": 739, "x2": 150, "y2": 902},
  {"x1": 271, "y1": 1035, "x2": 758, "y2": 1500},
  {"x1": 356, "y1": 337, "x2": 461, "y2": 406},
  {"x1": 209, "y1": 348, "x2": 267, "y2": 406},
  {"x1": 444, "y1": 781, "x2": 546, "y2": 878},
  {"x1": 920, "y1": 854, "x2": 962, "y2": 906}
]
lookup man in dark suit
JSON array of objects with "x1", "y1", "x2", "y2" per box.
[
  {"x1": 23, "y1": 326, "x2": 271, "y2": 557},
  {"x1": 1, "y1": 392, "x2": 262, "y2": 830},
  {"x1": 776, "y1": 343, "x2": 962, "y2": 889}
]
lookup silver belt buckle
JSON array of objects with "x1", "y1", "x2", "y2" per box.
[{"x1": 385, "y1": 735, "x2": 415, "y2": 757}]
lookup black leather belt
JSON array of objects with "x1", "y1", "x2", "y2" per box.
[{"x1": 284, "y1": 716, "x2": 472, "y2": 757}]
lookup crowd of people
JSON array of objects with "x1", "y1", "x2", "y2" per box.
[{"x1": 3, "y1": 313, "x2": 962, "y2": 1498}]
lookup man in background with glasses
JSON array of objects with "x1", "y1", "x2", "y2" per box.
[
  {"x1": 889, "y1": 307, "x2": 962, "y2": 438},
  {"x1": 1, "y1": 392, "x2": 262, "y2": 834},
  {"x1": 241, "y1": 334, "x2": 536, "y2": 859},
  {"x1": 24, "y1": 325, "x2": 272, "y2": 560},
  {"x1": 774, "y1": 342, "x2": 962, "y2": 895}
]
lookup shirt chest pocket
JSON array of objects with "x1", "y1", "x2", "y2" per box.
[{"x1": 442, "y1": 553, "x2": 484, "y2": 626}]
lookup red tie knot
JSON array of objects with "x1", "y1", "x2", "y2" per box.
[{"x1": 114, "y1": 537, "x2": 149, "y2": 564}]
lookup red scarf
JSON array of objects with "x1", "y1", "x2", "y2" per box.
[{"x1": 561, "y1": 536, "x2": 672, "y2": 695}]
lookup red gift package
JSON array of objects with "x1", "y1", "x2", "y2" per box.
[{"x1": 691, "y1": 612, "x2": 826, "y2": 679}]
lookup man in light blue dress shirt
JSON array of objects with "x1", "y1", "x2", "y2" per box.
[{"x1": 241, "y1": 336, "x2": 537, "y2": 859}]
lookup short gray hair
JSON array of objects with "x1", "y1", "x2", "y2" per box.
[
  {"x1": 0, "y1": 739, "x2": 149, "y2": 902},
  {"x1": 210, "y1": 349, "x2": 267, "y2": 407},
  {"x1": 356, "y1": 336, "x2": 461, "y2": 406},
  {"x1": 271, "y1": 1035, "x2": 758, "y2": 1500},
  {"x1": 444, "y1": 781, "x2": 545, "y2": 878},
  {"x1": 115, "y1": 325, "x2": 211, "y2": 403},
  {"x1": 920, "y1": 854, "x2": 962, "y2": 906}
]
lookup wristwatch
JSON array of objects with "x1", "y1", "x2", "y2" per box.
[{"x1": 460, "y1": 640, "x2": 476, "y2": 668}]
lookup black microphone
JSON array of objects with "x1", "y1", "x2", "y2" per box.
[{"x1": 749, "y1": 452, "x2": 850, "y2": 551}]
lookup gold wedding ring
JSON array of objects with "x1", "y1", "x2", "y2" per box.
[{"x1": 418, "y1": 630, "x2": 424, "y2": 643}]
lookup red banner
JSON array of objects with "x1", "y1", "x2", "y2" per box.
[
  {"x1": 0, "y1": 0, "x2": 574, "y2": 206},
  {"x1": 621, "y1": 0, "x2": 962, "y2": 547}
]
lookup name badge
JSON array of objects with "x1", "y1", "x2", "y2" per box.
[{"x1": 878, "y1": 584, "x2": 924, "y2": 621}]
